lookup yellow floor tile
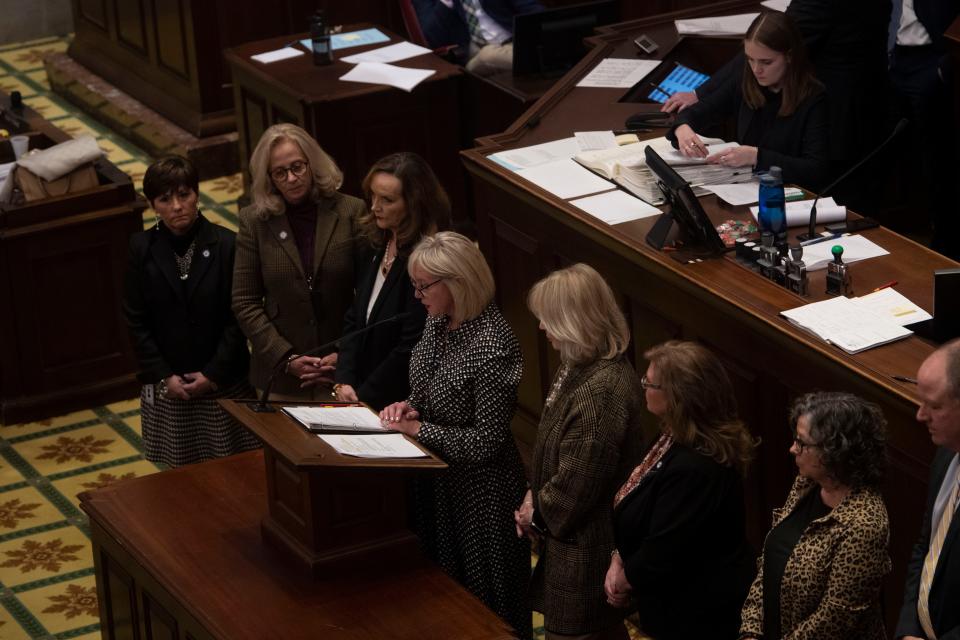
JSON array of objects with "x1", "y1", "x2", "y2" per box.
[
  {"x1": 0, "y1": 409, "x2": 99, "y2": 439},
  {"x1": 22, "y1": 94, "x2": 67, "y2": 119},
  {"x1": 17, "y1": 575, "x2": 99, "y2": 634},
  {"x1": 202, "y1": 209, "x2": 237, "y2": 232},
  {"x1": 0, "y1": 486, "x2": 64, "y2": 533},
  {"x1": 0, "y1": 607, "x2": 32, "y2": 640},
  {"x1": 96, "y1": 137, "x2": 133, "y2": 164},
  {"x1": 122, "y1": 413, "x2": 142, "y2": 437},
  {"x1": 104, "y1": 398, "x2": 139, "y2": 415},
  {"x1": 16, "y1": 425, "x2": 140, "y2": 477},
  {"x1": 0, "y1": 458, "x2": 26, "y2": 487},
  {"x1": 26, "y1": 69, "x2": 50, "y2": 90},
  {"x1": 0, "y1": 527, "x2": 92, "y2": 587},
  {"x1": 51, "y1": 460, "x2": 159, "y2": 510},
  {"x1": 0, "y1": 74, "x2": 37, "y2": 97},
  {"x1": 200, "y1": 173, "x2": 243, "y2": 203},
  {"x1": 120, "y1": 160, "x2": 148, "y2": 192},
  {"x1": 0, "y1": 41, "x2": 68, "y2": 72},
  {"x1": 53, "y1": 116, "x2": 99, "y2": 140}
]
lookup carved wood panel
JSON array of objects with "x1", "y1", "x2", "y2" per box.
[
  {"x1": 114, "y1": 0, "x2": 148, "y2": 56},
  {"x1": 76, "y1": 0, "x2": 108, "y2": 31},
  {"x1": 152, "y1": 0, "x2": 191, "y2": 82}
]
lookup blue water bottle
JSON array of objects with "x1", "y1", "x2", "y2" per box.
[{"x1": 758, "y1": 166, "x2": 786, "y2": 241}]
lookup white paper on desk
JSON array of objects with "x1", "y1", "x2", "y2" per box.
[
  {"x1": 570, "y1": 189, "x2": 661, "y2": 225},
  {"x1": 318, "y1": 433, "x2": 428, "y2": 458},
  {"x1": 340, "y1": 41, "x2": 432, "y2": 64},
  {"x1": 761, "y1": 0, "x2": 791, "y2": 11},
  {"x1": 799, "y1": 234, "x2": 889, "y2": 271},
  {"x1": 853, "y1": 288, "x2": 932, "y2": 326},
  {"x1": 339, "y1": 62, "x2": 435, "y2": 92},
  {"x1": 675, "y1": 13, "x2": 760, "y2": 36},
  {"x1": 781, "y1": 296, "x2": 913, "y2": 354},
  {"x1": 575, "y1": 131, "x2": 618, "y2": 151},
  {"x1": 488, "y1": 137, "x2": 582, "y2": 171},
  {"x1": 517, "y1": 158, "x2": 614, "y2": 200},
  {"x1": 576, "y1": 58, "x2": 661, "y2": 88},
  {"x1": 749, "y1": 197, "x2": 846, "y2": 227},
  {"x1": 251, "y1": 47, "x2": 305, "y2": 64},
  {"x1": 703, "y1": 181, "x2": 760, "y2": 206}
]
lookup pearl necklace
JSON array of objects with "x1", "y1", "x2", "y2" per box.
[{"x1": 381, "y1": 236, "x2": 397, "y2": 276}]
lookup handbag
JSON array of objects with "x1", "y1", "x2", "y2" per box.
[{"x1": 13, "y1": 162, "x2": 99, "y2": 201}]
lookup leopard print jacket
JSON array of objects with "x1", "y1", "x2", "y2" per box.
[{"x1": 739, "y1": 475, "x2": 891, "y2": 640}]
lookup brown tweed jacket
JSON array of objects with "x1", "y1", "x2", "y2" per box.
[
  {"x1": 232, "y1": 192, "x2": 365, "y2": 396},
  {"x1": 739, "y1": 475, "x2": 891, "y2": 640},
  {"x1": 529, "y1": 356, "x2": 648, "y2": 635}
]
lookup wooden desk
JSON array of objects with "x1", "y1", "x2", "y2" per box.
[
  {"x1": 82, "y1": 450, "x2": 516, "y2": 640},
  {"x1": 0, "y1": 91, "x2": 145, "y2": 424},
  {"x1": 225, "y1": 28, "x2": 466, "y2": 216},
  {"x1": 460, "y1": 3, "x2": 952, "y2": 631}
]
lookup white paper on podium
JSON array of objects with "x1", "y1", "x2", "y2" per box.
[
  {"x1": 675, "y1": 13, "x2": 760, "y2": 36},
  {"x1": 570, "y1": 189, "x2": 661, "y2": 225},
  {"x1": 576, "y1": 58, "x2": 661, "y2": 88},
  {"x1": 799, "y1": 234, "x2": 889, "y2": 271},
  {"x1": 318, "y1": 433, "x2": 428, "y2": 458},
  {"x1": 750, "y1": 197, "x2": 847, "y2": 227},
  {"x1": 517, "y1": 158, "x2": 614, "y2": 200},
  {"x1": 339, "y1": 62, "x2": 435, "y2": 92},
  {"x1": 340, "y1": 41, "x2": 432, "y2": 64},
  {"x1": 761, "y1": 0, "x2": 791, "y2": 11},
  {"x1": 251, "y1": 47, "x2": 305, "y2": 64}
]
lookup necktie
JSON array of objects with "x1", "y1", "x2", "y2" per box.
[
  {"x1": 917, "y1": 466, "x2": 960, "y2": 639},
  {"x1": 460, "y1": 0, "x2": 487, "y2": 48}
]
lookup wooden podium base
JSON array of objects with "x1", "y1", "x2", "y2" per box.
[{"x1": 44, "y1": 52, "x2": 239, "y2": 181}]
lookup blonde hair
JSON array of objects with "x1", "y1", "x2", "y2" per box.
[
  {"x1": 408, "y1": 232, "x2": 494, "y2": 324},
  {"x1": 248, "y1": 123, "x2": 343, "y2": 219},
  {"x1": 527, "y1": 263, "x2": 629, "y2": 365},
  {"x1": 645, "y1": 341, "x2": 755, "y2": 476}
]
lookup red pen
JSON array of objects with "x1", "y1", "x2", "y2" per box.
[{"x1": 872, "y1": 280, "x2": 897, "y2": 292}]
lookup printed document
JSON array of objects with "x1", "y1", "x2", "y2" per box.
[
  {"x1": 675, "y1": 13, "x2": 760, "y2": 37},
  {"x1": 339, "y1": 62, "x2": 435, "y2": 92},
  {"x1": 576, "y1": 58, "x2": 661, "y2": 88},
  {"x1": 570, "y1": 190, "x2": 661, "y2": 225},
  {"x1": 319, "y1": 433, "x2": 428, "y2": 458},
  {"x1": 340, "y1": 41, "x2": 432, "y2": 64},
  {"x1": 283, "y1": 405, "x2": 386, "y2": 432}
]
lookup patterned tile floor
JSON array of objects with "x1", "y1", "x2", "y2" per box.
[{"x1": 0, "y1": 34, "x2": 646, "y2": 640}]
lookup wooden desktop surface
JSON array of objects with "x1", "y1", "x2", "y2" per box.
[
  {"x1": 82, "y1": 450, "x2": 516, "y2": 640},
  {"x1": 460, "y1": 1, "x2": 954, "y2": 630}
]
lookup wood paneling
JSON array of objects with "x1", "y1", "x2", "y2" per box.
[
  {"x1": 77, "y1": 0, "x2": 107, "y2": 31},
  {"x1": 114, "y1": 0, "x2": 147, "y2": 55},
  {"x1": 153, "y1": 0, "x2": 191, "y2": 81}
]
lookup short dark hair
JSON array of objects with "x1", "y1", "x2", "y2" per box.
[
  {"x1": 143, "y1": 156, "x2": 199, "y2": 204},
  {"x1": 790, "y1": 392, "x2": 887, "y2": 489},
  {"x1": 741, "y1": 11, "x2": 821, "y2": 116},
  {"x1": 359, "y1": 152, "x2": 451, "y2": 253}
]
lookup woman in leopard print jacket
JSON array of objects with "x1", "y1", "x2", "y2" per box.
[{"x1": 740, "y1": 392, "x2": 891, "y2": 640}]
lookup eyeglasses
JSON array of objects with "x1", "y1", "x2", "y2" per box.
[
  {"x1": 792, "y1": 435, "x2": 820, "y2": 453},
  {"x1": 411, "y1": 278, "x2": 443, "y2": 296},
  {"x1": 640, "y1": 375, "x2": 662, "y2": 390},
  {"x1": 270, "y1": 160, "x2": 309, "y2": 183}
]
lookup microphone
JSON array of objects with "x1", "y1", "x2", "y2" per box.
[
  {"x1": 250, "y1": 312, "x2": 414, "y2": 413},
  {"x1": 798, "y1": 118, "x2": 908, "y2": 242}
]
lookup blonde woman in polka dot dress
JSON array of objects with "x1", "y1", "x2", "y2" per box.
[{"x1": 380, "y1": 232, "x2": 530, "y2": 637}]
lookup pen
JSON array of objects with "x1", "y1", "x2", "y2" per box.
[
  {"x1": 872, "y1": 280, "x2": 898, "y2": 292},
  {"x1": 892, "y1": 375, "x2": 917, "y2": 384},
  {"x1": 648, "y1": 81, "x2": 674, "y2": 96},
  {"x1": 800, "y1": 233, "x2": 844, "y2": 247},
  {"x1": 613, "y1": 128, "x2": 652, "y2": 135}
]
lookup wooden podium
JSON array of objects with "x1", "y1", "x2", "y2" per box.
[{"x1": 219, "y1": 399, "x2": 447, "y2": 577}]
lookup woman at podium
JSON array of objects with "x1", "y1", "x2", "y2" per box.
[
  {"x1": 516, "y1": 263, "x2": 646, "y2": 640},
  {"x1": 333, "y1": 152, "x2": 450, "y2": 410},
  {"x1": 603, "y1": 341, "x2": 756, "y2": 640},
  {"x1": 123, "y1": 156, "x2": 260, "y2": 466},
  {"x1": 233, "y1": 124, "x2": 365, "y2": 401},
  {"x1": 668, "y1": 11, "x2": 829, "y2": 190},
  {"x1": 379, "y1": 232, "x2": 530, "y2": 637}
]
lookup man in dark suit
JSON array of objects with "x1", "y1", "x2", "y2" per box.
[
  {"x1": 889, "y1": 0, "x2": 960, "y2": 260},
  {"x1": 897, "y1": 338, "x2": 960, "y2": 640},
  {"x1": 412, "y1": 0, "x2": 542, "y2": 75}
]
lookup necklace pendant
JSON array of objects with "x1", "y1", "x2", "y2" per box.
[{"x1": 179, "y1": 273, "x2": 189, "y2": 280}]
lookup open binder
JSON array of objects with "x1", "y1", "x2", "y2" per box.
[{"x1": 281, "y1": 404, "x2": 392, "y2": 434}]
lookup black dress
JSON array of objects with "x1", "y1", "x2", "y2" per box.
[
  {"x1": 407, "y1": 303, "x2": 530, "y2": 637},
  {"x1": 335, "y1": 246, "x2": 427, "y2": 411}
]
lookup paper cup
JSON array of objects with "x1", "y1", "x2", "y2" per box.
[{"x1": 10, "y1": 135, "x2": 28, "y2": 160}]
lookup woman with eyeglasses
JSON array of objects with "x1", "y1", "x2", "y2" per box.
[
  {"x1": 604, "y1": 340, "x2": 756, "y2": 640},
  {"x1": 515, "y1": 263, "x2": 646, "y2": 640},
  {"x1": 233, "y1": 123, "x2": 365, "y2": 401},
  {"x1": 332, "y1": 152, "x2": 450, "y2": 410},
  {"x1": 740, "y1": 392, "x2": 890, "y2": 640},
  {"x1": 124, "y1": 156, "x2": 259, "y2": 466},
  {"x1": 379, "y1": 231, "x2": 530, "y2": 637}
]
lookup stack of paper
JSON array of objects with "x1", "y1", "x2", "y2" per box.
[
  {"x1": 781, "y1": 292, "x2": 920, "y2": 354},
  {"x1": 675, "y1": 13, "x2": 760, "y2": 37},
  {"x1": 799, "y1": 235, "x2": 888, "y2": 271},
  {"x1": 319, "y1": 433, "x2": 428, "y2": 458},
  {"x1": 574, "y1": 137, "x2": 754, "y2": 204},
  {"x1": 282, "y1": 405, "x2": 387, "y2": 433}
]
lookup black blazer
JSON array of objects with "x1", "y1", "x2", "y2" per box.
[
  {"x1": 896, "y1": 447, "x2": 960, "y2": 640},
  {"x1": 123, "y1": 215, "x2": 249, "y2": 387},
  {"x1": 335, "y1": 247, "x2": 427, "y2": 411},
  {"x1": 669, "y1": 74, "x2": 829, "y2": 190},
  {"x1": 613, "y1": 444, "x2": 755, "y2": 640}
]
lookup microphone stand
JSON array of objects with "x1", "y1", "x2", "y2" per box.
[
  {"x1": 797, "y1": 118, "x2": 909, "y2": 242},
  {"x1": 249, "y1": 312, "x2": 411, "y2": 413}
]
